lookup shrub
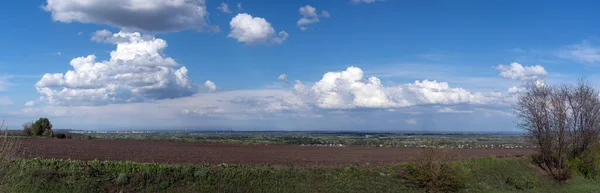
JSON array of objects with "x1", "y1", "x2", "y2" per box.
[
  {"x1": 43, "y1": 129, "x2": 53, "y2": 137},
  {"x1": 115, "y1": 173, "x2": 129, "y2": 185},
  {"x1": 32, "y1": 118, "x2": 53, "y2": 137},
  {"x1": 53, "y1": 132, "x2": 72, "y2": 139},
  {"x1": 400, "y1": 148, "x2": 467, "y2": 193},
  {"x1": 568, "y1": 144, "x2": 600, "y2": 179},
  {"x1": 22, "y1": 123, "x2": 32, "y2": 136}
]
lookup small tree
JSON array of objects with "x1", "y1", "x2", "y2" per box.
[
  {"x1": 516, "y1": 80, "x2": 600, "y2": 181},
  {"x1": 32, "y1": 118, "x2": 53, "y2": 137},
  {"x1": 22, "y1": 122, "x2": 32, "y2": 136}
]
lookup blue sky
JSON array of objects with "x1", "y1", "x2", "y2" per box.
[{"x1": 1, "y1": 0, "x2": 599, "y2": 131}]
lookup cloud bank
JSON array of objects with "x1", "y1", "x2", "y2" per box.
[{"x1": 44, "y1": 0, "x2": 209, "y2": 32}]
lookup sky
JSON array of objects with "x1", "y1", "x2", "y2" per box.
[{"x1": 1, "y1": 0, "x2": 600, "y2": 131}]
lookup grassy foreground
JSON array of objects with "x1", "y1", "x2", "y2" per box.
[{"x1": 0, "y1": 157, "x2": 599, "y2": 193}]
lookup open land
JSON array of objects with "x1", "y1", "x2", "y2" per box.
[{"x1": 15, "y1": 138, "x2": 535, "y2": 165}]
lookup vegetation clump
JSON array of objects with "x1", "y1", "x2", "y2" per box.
[
  {"x1": 400, "y1": 148, "x2": 467, "y2": 193},
  {"x1": 23, "y1": 118, "x2": 54, "y2": 137}
]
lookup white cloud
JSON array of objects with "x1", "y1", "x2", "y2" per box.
[
  {"x1": 405, "y1": 119, "x2": 417, "y2": 125},
  {"x1": 91, "y1": 29, "x2": 114, "y2": 43},
  {"x1": 438, "y1": 107, "x2": 473, "y2": 114},
  {"x1": 351, "y1": 0, "x2": 381, "y2": 4},
  {"x1": 237, "y1": 3, "x2": 242, "y2": 10},
  {"x1": 43, "y1": 0, "x2": 209, "y2": 32},
  {"x1": 22, "y1": 63, "x2": 522, "y2": 130},
  {"x1": 299, "y1": 5, "x2": 318, "y2": 18},
  {"x1": 228, "y1": 13, "x2": 288, "y2": 45},
  {"x1": 204, "y1": 80, "x2": 216, "y2": 92},
  {"x1": 293, "y1": 66, "x2": 490, "y2": 109},
  {"x1": 0, "y1": 96, "x2": 12, "y2": 106},
  {"x1": 24, "y1": 101, "x2": 35, "y2": 107},
  {"x1": 22, "y1": 89, "x2": 310, "y2": 126},
  {"x1": 278, "y1": 74, "x2": 289, "y2": 82},
  {"x1": 507, "y1": 86, "x2": 523, "y2": 94},
  {"x1": 217, "y1": 2, "x2": 232, "y2": 14},
  {"x1": 558, "y1": 41, "x2": 600, "y2": 64},
  {"x1": 494, "y1": 62, "x2": 547, "y2": 81},
  {"x1": 34, "y1": 30, "x2": 194, "y2": 106},
  {"x1": 297, "y1": 5, "x2": 328, "y2": 30}
]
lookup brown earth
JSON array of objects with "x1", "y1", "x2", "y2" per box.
[{"x1": 13, "y1": 138, "x2": 536, "y2": 165}]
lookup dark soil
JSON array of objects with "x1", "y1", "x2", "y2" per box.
[{"x1": 14, "y1": 138, "x2": 536, "y2": 165}]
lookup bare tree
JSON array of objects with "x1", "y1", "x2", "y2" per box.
[
  {"x1": 22, "y1": 122, "x2": 32, "y2": 136},
  {"x1": 565, "y1": 80, "x2": 600, "y2": 157},
  {"x1": 516, "y1": 80, "x2": 600, "y2": 181}
]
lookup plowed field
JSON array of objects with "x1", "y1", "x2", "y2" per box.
[{"x1": 14, "y1": 138, "x2": 535, "y2": 165}]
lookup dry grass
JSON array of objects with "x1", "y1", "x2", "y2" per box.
[{"x1": 0, "y1": 120, "x2": 16, "y2": 165}]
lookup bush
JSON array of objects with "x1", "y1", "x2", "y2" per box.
[
  {"x1": 400, "y1": 148, "x2": 467, "y2": 193},
  {"x1": 32, "y1": 118, "x2": 53, "y2": 137},
  {"x1": 53, "y1": 132, "x2": 72, "y2": 139},
  {"x1": 568, "y1": 144, "x2": 600, "y2": 179},
  {"x1": 531, "y1": 153, "x2": 572, "y2": 181},
  {"x1": 22, "y1": 123, "x2": 32, "y2": 136},
  {"x1": 43, "y1": 130, "x2": 53, "y2": 137}
]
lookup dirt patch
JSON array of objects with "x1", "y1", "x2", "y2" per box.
[{"x1": 14, "y1": 138, "x2": 536, "y2": 165}]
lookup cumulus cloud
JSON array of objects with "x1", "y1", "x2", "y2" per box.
[
  {"x1": 22, "y1": 63, "x2": 521, "y2": 130},
  {"x1": 494, "y1": 62, "x2": 547, "y2": 81},
  {"x1": 228, "y1": 13, "x2": 288, "y2": 45},
  {"x1": 43, "y1": 0, "x2": 209, "y2": 32},
  {"x1": 34, "y1": 30, "x2": 194, "y2": 106},
  {"x1": 204, "y1": 80, "x2": 216, "y2": 92},
  {"x1": 277, "y1": 74, "x2": 290, "y2": 83},
  {"x1": 297, "y1": 5, "x2": 328, "y2": 31},
  {"x1": 558, "y1": 41, "x2": 600, "y2": 64},
  {"x1": 25, "y1": 101, "x2": 35, "y2": 107},
  {"x1": 91, "y1": 29, "x2": 115, "y2": 43},
  {"x1": 217, "y1": 2, "x2": 232, "y2": 14},
  {"x1": 507, "y1": 86, "x2": 523, "y2": 94},
  {"x1": 293, "y1": 66, "x2": 489, "y2": 109},
  {"x1": 351, "y1": 0, "x2": 381, "y2": 4}
]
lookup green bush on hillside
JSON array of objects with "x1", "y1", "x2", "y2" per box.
[{"x1": 400, "y1": 148, "x2": 467, "y2": 193}]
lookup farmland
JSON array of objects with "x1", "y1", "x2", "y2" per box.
[
  {"x1": 2, "y1": 132, "x2": 600, "y2": 192},
  {"x1": 15, "y1": 138, "x2": 535, "y2": 165},
  {"x1": 80, "y1": 130, "x2": 535, "y2": 149}
]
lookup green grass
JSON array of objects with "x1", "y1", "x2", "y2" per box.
[{"x1": 0, "y1": 157, "x2": 599, "y2": 193}]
